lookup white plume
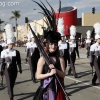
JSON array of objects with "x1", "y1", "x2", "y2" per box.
[
  {"x1": 4, "y1": 24, "x2": 14, "y2": 39},
  {"x1": 3, "y1": 32, "x2": 7, "y2": 40},
  {"x1": 93, "y1": 22, "x2": 100, "y2": 35},
  {"x1": 70, "y1": 25, "x2": 76, "y2": 36},
  {"x1": 86, "y1": 30, "x2": 91, "y2": 38},
  {"x1": 93, "y1": 22, "x2": 100, "y2": 29},
  {"x1": 57, "y1": 18, "x2": 64, "y2": 36}
]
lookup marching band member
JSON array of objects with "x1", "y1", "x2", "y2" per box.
[
  {"x1": 26, "y1": 24, "x2": 40, "y2": 83},
  {"x1": 85, "y1": 30, "x2": 92, "y2": 58},
  {"x1": 25, "y1": 31, "x2": 31, "y2": 52},
  {"x1": 68, "y1": 25, "x2": 79, "y2": 78},
  {"x1": 34, "y1": 31, "x2": 66, "y2": 100},
  {"x1": 25, "y1": 33, "x2": 31, "y2": 63},
  {"x1": 0, "y1": 24, "x2": 22, "y2": 100},
  {"x1": 32, "y1": 0, "x2": 67, "y2": 100},
  {"x1": 90, "y1": 23, "x2": 100, "y2": 85},
  {"x1": 57, "y1": 18, "x2": 70, "y2": 69}
]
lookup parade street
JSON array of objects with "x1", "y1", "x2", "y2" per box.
[{"x1": 0, "y1": 47, "x2": 100, "y2": 100}]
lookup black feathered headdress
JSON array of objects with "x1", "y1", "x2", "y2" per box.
[
  {"x1": 32, "y1": 0, "x2": 61, "y2": 43},
  {"x1": 45, "y1": 31, "x2": 61, "y2": 43}
]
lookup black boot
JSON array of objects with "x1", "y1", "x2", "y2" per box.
[
  {"x1": 32, "y1": 77, "x2": 37, "y2": 83},
  {"x1": 10, "y1": 97, "x2": 13, "y2": 100},
  {"x1": 74, "y1": 74, "x2": 78, "y2": 78},
  {"x1": 92, "y1": 81, "x2": 96, "y2": 86}
]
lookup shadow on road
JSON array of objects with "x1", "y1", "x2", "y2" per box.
[
  {"x1": 14, "y1": 92, "x2": 35, "y2": 100},
  {"x1": 65, "y1": 81, "x2": 99, "y2": 95},
  {"x1": 66, "y1": 70, "x2": 94, "y2": 78},
  {"x1": 77, "y1": 70, "x2": 94, "y2": 78},
  {"x1": 15, "y1": 79, "x2": 32, "y2": 85},
  {"x1": 0, "y1": 84, "x2": 6, "y2": 90}
]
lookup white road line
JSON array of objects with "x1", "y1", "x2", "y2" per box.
[{"x1": 65, "y1": 76, "x2": 100, "y2": 90}]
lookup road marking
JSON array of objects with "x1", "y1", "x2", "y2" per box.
[
  {"x1": 21, "y1": 62, "x2": 99, "y2": 89},
  {"x1": 65, "y1": 76, "x2": 100, "y2": 90}
]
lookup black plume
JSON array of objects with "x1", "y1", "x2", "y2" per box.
[
  {"x1": 32, "y1": 0, "x2": 61, "y2": 32},
  {"x1": 32, "y1": 0, "x2": 61, "y2": 42}
]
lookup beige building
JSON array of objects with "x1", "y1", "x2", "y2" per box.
[
  {"x1": 82, "y1": 13, "x2": 100, "y2": 26},
  {"x1": 17, "y1": 17, "x2": 47, "y2": 41}
]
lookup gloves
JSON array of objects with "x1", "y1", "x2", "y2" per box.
[
  {"x1": 78, "y1": 56, "x2": 80, "y2": 59},
  {"x1": 90, "y1": 62, "x2": 94, "y2": 67},
  {"x1": 19, "y1": 70, "x2": 22, "y2": 74},
  {"x1": 18, "y1": 64, "x2": 22, "y2": 74}
]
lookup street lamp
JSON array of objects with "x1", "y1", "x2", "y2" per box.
[
  {"x1": 33, "y1": 8, "x2": 41, "y2": 11},
  {"x1": 33, "y1": 8, "x2": 45, "y2": 26}
]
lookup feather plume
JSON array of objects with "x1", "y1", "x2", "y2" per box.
[
  {"x1": 3, "y1": 32, "x2": 7, "y2": 40},
  {"x1": 86, "y1": 30, "x2": 91, "y2": 38},
  {"x1": 32, "y1": 0, "x2": 61, "y2": 32},
  {"x1": 4, "y1": 24, "x2": 14, "y2": 39},
  {"x1": 70, "y1": 25, "x2": 76, "y2": 36},
  {"x1": 57, "y1": 18, "x2": 64, "y2": 36},
  {"x1": 93, "y1": 22, "x2": 100, "y2": 35}
]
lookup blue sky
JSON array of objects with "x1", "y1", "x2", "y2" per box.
[{"x1": 0, "y1": 0, "x2": 100, "y2": 29}]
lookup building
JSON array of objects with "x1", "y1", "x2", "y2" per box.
[
  {"x1": 17, "y1": 17, "x2": 47, "y2": 41},
  {"x1": 82, "y1": 13, "x2": 100, "y2": 26},
  {"x1": 76, "y1": 13, "x2": 100, "y2": 38},
  {"x1": 55, "y1": 6, "x2": 77, "y2": 36},
  {"x1": 17, "y1": 9, "x2": 100, "y2": 40}
]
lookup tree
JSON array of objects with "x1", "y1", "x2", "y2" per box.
[
  {"x1": 0, "y1": 19, "x2": 5, "y2": 31},
  {"x1": 10, "y1": 10, "x2": 21, "y2": 40}
]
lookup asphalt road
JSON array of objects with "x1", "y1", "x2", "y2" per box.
[{"x1": 0, "y1": 47, "x2": 100, "y2": 100}]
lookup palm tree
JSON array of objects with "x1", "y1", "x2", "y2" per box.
[
  {"x1": 0, "y1": 19, "x2": 5, "y2": 31},
  {"x1": 10, "y1": 10, "x2": 21, "y2": 40}
]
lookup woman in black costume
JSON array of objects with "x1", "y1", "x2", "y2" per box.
[{"x1": 33, "y1": 31, "x2": 66, "y2": 100}]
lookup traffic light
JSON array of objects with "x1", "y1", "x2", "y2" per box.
[
  {"x1": 25, "y1": 17, "x2": 28, "y2": 23},
  {"x1": 92, "y1": 7, "x2": 95, "y2": 14}
]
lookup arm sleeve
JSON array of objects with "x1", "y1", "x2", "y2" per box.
[
  {"x1": 0, "y1": 51, "x2": 5, "y2": 72},
  {"x1": 67, "y1": 42, "x2": 69, "y2": 50},
  {"x1": 90, "y1": 45, "x2": 94, "y2": 63},
  {"x1": 0, "y1": 45, "x2": 3, "y2": 55},
  {"x1": 16, "y1": 50, "x2": 22, "y2": 72}
]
